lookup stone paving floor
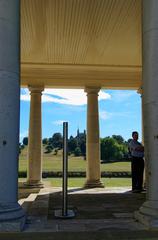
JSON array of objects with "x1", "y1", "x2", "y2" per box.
[{"x1": 1, "y1": 186, "x2": 158, "y2": 239}]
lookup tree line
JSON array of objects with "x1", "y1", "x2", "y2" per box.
[{"x1": 20, "y1": 132, "x2": 130, "y2": 162}]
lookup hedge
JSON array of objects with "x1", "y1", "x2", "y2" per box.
[{"x1": 18, "y1": 171, "x2": 131, "y2": 178}]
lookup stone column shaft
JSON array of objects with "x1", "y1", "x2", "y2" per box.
[
  {"x1": 84, "y1": 87, "x2": 104, "y2": 188},
  {"x1": 26, "y1": 86, "x2": 43, "y2": 187},
  {"x1": 138, "y1": 87, "x2": 146, "y2": 188},
  {"x1": 135, "y1": 0, "x2": 158, "y2": 228},
  {"x1": 0, "y1": 0, "x2": 25, "y2": 231}
]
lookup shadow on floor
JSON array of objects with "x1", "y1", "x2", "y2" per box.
[
  {"x1": 48, "y1": 191, "x2": 146, "y2": 220},
  {"x1": 2, "y1": 187, "x2": 158, "y2": 239}
]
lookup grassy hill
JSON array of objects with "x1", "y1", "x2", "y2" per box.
[{"x1": 19, "y1": 146, "x2": 131, "y2": 172}]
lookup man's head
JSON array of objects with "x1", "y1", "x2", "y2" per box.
[{"x1": 132, "y1": 131, "x2": 138, "y2": 141}]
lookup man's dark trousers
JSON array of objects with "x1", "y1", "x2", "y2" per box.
[{"x1": 131, "y1": 157, "x2": 144, "y2": 191}]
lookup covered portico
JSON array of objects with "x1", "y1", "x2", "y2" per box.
[
  {"x1": 0, "y1": 0, "x2": 158, "y2": 231},
  {"x1": 21, "y1": 0, "x2": 141, "y2": 189}
]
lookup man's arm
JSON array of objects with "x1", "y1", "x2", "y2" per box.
[
  {"x1": 135, "y1": 145, "x2": 144, "y2": 152},
  {"x1": 129, "y1": 141, "x2": 144, "y2": 152}
]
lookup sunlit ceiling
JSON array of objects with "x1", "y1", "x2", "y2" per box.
[{"x1": 21, "y1": 0, "x2": 142, "y2": 89}]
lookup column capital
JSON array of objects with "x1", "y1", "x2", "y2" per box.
[
  {"x1": 84, "y1": 86, "x2": 101, "y2": 95},
  {"x1": 28, "y1": 85, "x2": 44, "y2": 94}
]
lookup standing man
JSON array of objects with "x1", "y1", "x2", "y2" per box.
[{"x1": 129, "y1": 131, "x2": 144, "y2": 193}]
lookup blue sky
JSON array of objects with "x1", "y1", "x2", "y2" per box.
[{"x1": 20, "y1": 89, "x2": 141, "y2": 142}]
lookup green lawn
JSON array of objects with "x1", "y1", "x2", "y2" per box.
[
  {"x1": 19, "y1": 177, "x2": 131, "y2": 188},
  {"x1": 19, "y1": 147, "x2": 131, "y2": 172},
  {"x1": 48, "y1": 177, "x2": 131, "y2": 187},
  {"x1": 19, "y1": 147, "x2": 131, "y2": 188}
]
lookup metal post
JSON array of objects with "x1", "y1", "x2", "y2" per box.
[
  {"x1": 62, "y1": 122, "x2": 68, "y2": 216},
  {"x1": 54, "y1": 122, "x2": 75, "y2": 219}
]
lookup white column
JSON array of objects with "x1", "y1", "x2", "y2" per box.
[
  {"x1": 84, "y1": 87, "x2": 104, "y2": 188},
  {"x1": 25, "y1": 86, "x2": 44, "y2": 187},
  {"x1": 0, "y1": 0, "x2": 25, "y2": 231},
  {"x1": 137, "y1": 87, "x2": 144, "y2": 145},
  {"x1": 135, "y1": 0, "x2": 158, "y2": 228},
  {"x1": 137, "y1": 87, "x2": 146, "y2": 188}
]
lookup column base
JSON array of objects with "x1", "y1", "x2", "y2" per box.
[
  {"x1": 0, "y1": 202, "x2": 25, "y2": 232},
  {"x1": 84, "y1": 179, "x2": 104, "y2": 188},
  {"x1": 135, "y1": 200, "x2": 158, "y2": 228},
  {"x1": 23, "y1": 180, "x2": 44, "y2": 188}
]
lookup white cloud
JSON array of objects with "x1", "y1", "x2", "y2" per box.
[
  {"x1": 110, "y1": 90, "x2": 137, "y2": 102},
  {"x1": 99, "y1": 110, "x2": 131, "y2": 120},
  {"x1": 99, "y1": 111, "x2": 112, "y2": 120},
  {"x1": 20, "y1": 88, "x2": 30, "y2": 101},
  {"x1": 20, "y1": 88, "x2": 111, "y2": 106},
  {"x1": 20, "y1": 94, "x2": 30, "y2": 101}
]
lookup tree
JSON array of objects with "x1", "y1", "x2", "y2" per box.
[
  {"x1": 42, "y1": 138, "x2": 48, "y2": 145},
  {"x1": 74, "y1": 147, "x2": 82, "y2": 156},
  {"x1": 68, "y1": 136, "x2": 77, "y2": 153},
  {"x1": 51, "y1": 133, "x2": 63, "y2": 149},
  {"x1": 19, "y1": 143, "x2": 22, "y2": 154},
  {"x1": 76, "y1": 132, "x2": 86, "y2": 156},
  {"x1": 100, "y1": 136, "x2": 128, "y2": 162},
  {"x1": 101, "y1": 137, "x2": 116, "y2": 161},
  {"x1": 80, "y1": 140, "x2": 86, "y2": 156},
  {"x1": 77, "y1": 132, "x2": 86, "y2": 145},
  {"x1": 54, "y1": 149, "x2": 58, "y2": 155},
  {"x1": 112, "y1": 135, "x2": 124, "y2": 144},
  {"x1": 23, "y1": 137, "x2": 28, "y2": 146},
  {"x1": 67, "y1": 131, "x2": 86, "y2": 156},
  {"x1": 45, "y1": 145, "x2": 53, "y2": 154}
]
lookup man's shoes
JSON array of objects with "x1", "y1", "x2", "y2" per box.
[
  {"x1": 141, "y1": 188, "x2": 146, "y2": 192},
  {"x1": 132, "y1": 189, "x2": 141, "y2": 193},
  {"x1": 132, "y1": 188, "x2": 146, "y2": 193}
]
